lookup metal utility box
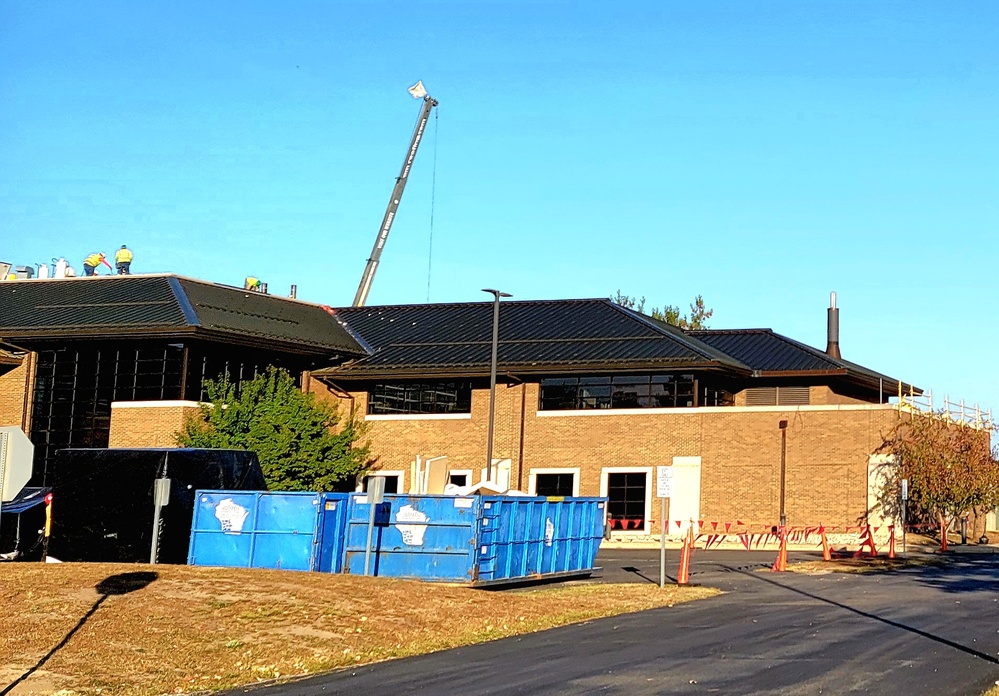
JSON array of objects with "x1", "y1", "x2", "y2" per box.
[
  {"x1": 188, "y1": 491, "x2": 350, "y2": 571},
  {"x1": 341, "y1": 494, "x2": 606, "y2": 585}
]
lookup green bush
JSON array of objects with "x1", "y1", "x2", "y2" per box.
[{"x1": 177, "y1": 367, "x2": 369, "y2": 491}]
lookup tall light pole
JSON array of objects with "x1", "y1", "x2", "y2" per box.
[
  {"x1": 778, "y1": 420, "x2": 788, "y2": 527},
  {"x1": 482, "y1": 288, "x2": 511, "y2": 484}
]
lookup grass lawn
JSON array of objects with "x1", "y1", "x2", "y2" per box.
[{"x1": 0, "y1": 563, "x2": 717, "y2": 695}]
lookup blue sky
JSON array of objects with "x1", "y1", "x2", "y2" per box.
[{"x1": 2, "y1": 2, "x2": 998, "y2": 415}]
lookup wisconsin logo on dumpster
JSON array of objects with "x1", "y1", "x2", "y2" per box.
[
  {"x1": 395, "y1": 504, "x2": 429, "y2": 546},
  {"x1": 214, "y1": 498, "x2": 249, "y2": 533}
]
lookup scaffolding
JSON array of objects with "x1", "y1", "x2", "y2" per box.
[{"x1": 896, "y1": 382, "x2": 994, "y2": 430}]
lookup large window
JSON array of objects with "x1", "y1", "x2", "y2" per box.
[
  {"x1": 540, "y1": 374, "x2": 731, "y2": 411},
  {"x1": 30, "y1": 343, "x2": 186, "y2": 482},
  {"x1": 535, "y1": 473, "x2": 576, "y2": 497},
  {"x1": 362, "y1": 474, "x2": 400, "y2": 494},
  {"x1": 368, "y1": 381, "x2": 472, "y2": 415},
  {"x1": 606, "y1": 472, "x2": 648, "y2": 531}
]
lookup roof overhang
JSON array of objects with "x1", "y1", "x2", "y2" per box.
[
  {"x1": 0, "y1": 326, "x2": 363, "y2": 360},
  {"x1": 755, "y1": 369, "x2": 921, "y2": 396},
  {"x1": 0, "y1": 341, "x2": 25, "y2": 377}
]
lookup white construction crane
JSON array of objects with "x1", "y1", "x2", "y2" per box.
[{"x1": 352, "y1": 81, "x2": 438, "y2": 307}]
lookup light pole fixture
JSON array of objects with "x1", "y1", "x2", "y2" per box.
[
  {"x1": 482, "y1": 288, "x2": 511, "y2": 484},
  {"x1": 778, "y1": 420, "x2": 788, "y2": 527}
]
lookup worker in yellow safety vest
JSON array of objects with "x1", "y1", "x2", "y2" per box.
[
  {"x1": 114, "y1": 245, "x2": 133, "y2": 274},
  {"x1": 244, "y1": 276, "x2": 262, "y2": 292},
  {"x1": 82, "y1": 253, "x2": 112, "y2": 276}
]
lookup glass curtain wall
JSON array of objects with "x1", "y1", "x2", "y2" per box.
[{"x1": 29, "y1": 340, "x2": 304, "y2": 482}]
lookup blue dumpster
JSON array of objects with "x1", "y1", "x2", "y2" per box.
[
  {"x1": 188, "y1": 491, "x2": 329, "y2": 571},
  {"x1": 341, "y1": 494, "x2": 606, "y2": 585}
]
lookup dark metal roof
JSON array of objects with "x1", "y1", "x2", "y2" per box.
[
  {"x1": 319, "y1": 299, "x2": 751, "y2": 380},
  {"x1": 688, "y1": 328, "x2": 919, "y2": 393},
  {"x1": 0, "y1": 275, "x2": 366, "y2": 357}
]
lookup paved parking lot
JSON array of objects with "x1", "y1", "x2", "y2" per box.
[{"x1": 236, "y1": 548, "x2": 999, "y2": 695}]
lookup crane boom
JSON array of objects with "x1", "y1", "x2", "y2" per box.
[{"x1": 352, "y1": 91, "x2": 438, "y2": 307}]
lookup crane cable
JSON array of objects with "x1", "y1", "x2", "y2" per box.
[{"x1": 425, "y1": 107, "x2": 439, "y2": 303}]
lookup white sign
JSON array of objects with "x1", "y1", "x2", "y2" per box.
[
  {"x1": 901, "y1": 478, "x2": 909, "y2": 501},
  {"x1": 0, "y1": 426, "x2": 33, "y2": 502},
  {"x1": 656, "y1": 466, "x2": 674, "y2": 498}
]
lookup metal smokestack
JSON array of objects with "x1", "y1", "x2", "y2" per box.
[
  {"x1": 290, "y1": 284, "x2": 298, "y2": 299},
  {"x1": 826, "y1": 291, "x2": 841, "y2": 359}
]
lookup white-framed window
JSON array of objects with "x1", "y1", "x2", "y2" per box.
[
  {"x1": 600, "y1": 467, "x2": 653, "y2": 534},
  {"x1": 359, "y1": 470, "x2": 406, "y2": 494},
  {"x1": 528, "y1": 467, "x2": 581, "y2": 497},
  {"x1": 447, "y1": 469, "x2": 473, "y2": 488}
]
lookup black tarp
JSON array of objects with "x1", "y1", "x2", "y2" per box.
[{"x1": 47, "y1": 448, "x2": 266, "y2": 563}]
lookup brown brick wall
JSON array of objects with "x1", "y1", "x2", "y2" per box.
[
  {"x1": 310, "y1": 381, "x2": 529, "y2": 493},
  {"x1": 733, "y1": 384, "x2": 871, "y2": 407},
  {"x1": 0, "y1": 353, "x2": 33, "y2": 434},
  {"x1": 108, "y1": 402, "x2": 202, "y2": 448},
  {"x1": 324, "y1": 379, "x2": 905, "y2": 529},
  {"x1": 808, "y1": 385, "x2": 871, "y2": 406}
]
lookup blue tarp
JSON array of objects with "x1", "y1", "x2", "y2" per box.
[{"x1": 1, "y1": 487, "x2": 51, "y2": 514}]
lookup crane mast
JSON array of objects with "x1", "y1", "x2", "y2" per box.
[{"x1": 352, "y1": 86, "x2": 438, "y2": 307}]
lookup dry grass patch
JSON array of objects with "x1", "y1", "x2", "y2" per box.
[
  {"x1": 786, "y1": 556, "x2": 944, "y2": 575},
  {"x1": 0, "y1": 564, "x2": 717, "y2": 695}
]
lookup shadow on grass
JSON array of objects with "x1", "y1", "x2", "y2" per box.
[{"x1": 1, "y1": 571, "x2": 158, "y2": 695}]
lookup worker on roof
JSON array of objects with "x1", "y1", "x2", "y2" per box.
[
  {"x1": 114, "y1": 245, "x2": 133, "y2": 275},
  {"x1": 244, "y1": 276, "x2": 262, "y2": 292},
  {"x1": 82, "y1": 253, "x2": 112, "y2": 276}
]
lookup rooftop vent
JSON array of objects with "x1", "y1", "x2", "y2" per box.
[{"x1": 826, "y1": 291, "x2": 841, "y2": 359}]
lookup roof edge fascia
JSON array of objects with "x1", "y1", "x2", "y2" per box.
[{"x1": 314, "y1": 359, "x2": 749, "y2": 382}]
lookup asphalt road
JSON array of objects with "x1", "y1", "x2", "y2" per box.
[{"x1": 231, "y1": 549, "x2": 999, "y2": 696}]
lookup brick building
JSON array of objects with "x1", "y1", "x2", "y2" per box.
[
  {"x1": 311, "y1": 298, "x2": 919, "y2": 535},
  {"x1": 0, "y1": 277, "x2": 943, "y2": 535}
]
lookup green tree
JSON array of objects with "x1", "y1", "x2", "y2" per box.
[
  {"x1": 873, "y1": 412, "x2": 999, "y2": 533},
  {"x1": 611, "y1": 291, "x2": 714, "y2": 329},
  {"x1": 177, "y1": 367, "x2": 369, "y2": 492}
]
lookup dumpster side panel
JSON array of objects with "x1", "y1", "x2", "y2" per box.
[
  {"x1": 342, "y1": 495, "x2": 479, "y2": 582},
  {"x1": 477, "y1": 497, "x2": 607, "y2": 584},
  {"x1": 188, "y1": 491, "x2": 320, "y2": 571}
]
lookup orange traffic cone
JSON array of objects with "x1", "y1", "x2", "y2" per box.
[
  {"x1": 771, "y1": 526, "x2": 788, "y2": 572},
  {"x1": 820, "y1": 526, "x2": 831, "y2": 561},
  {"x1": 854, "y1": 525, "x2": 878, "y2": 558},
  {"x1": 888, "y1": 524, "x2": 896, "y2": 559},
  {"x1": 677, "y1": 525, "x2": 692, "y2": 585}
]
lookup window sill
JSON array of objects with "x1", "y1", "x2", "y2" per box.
[
  {"x1": 365, "y1": 413, "x2": 472, "y2": 421},
  {"x1": 537, "y1": 404, "x2": 892, "y2": 417}
]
